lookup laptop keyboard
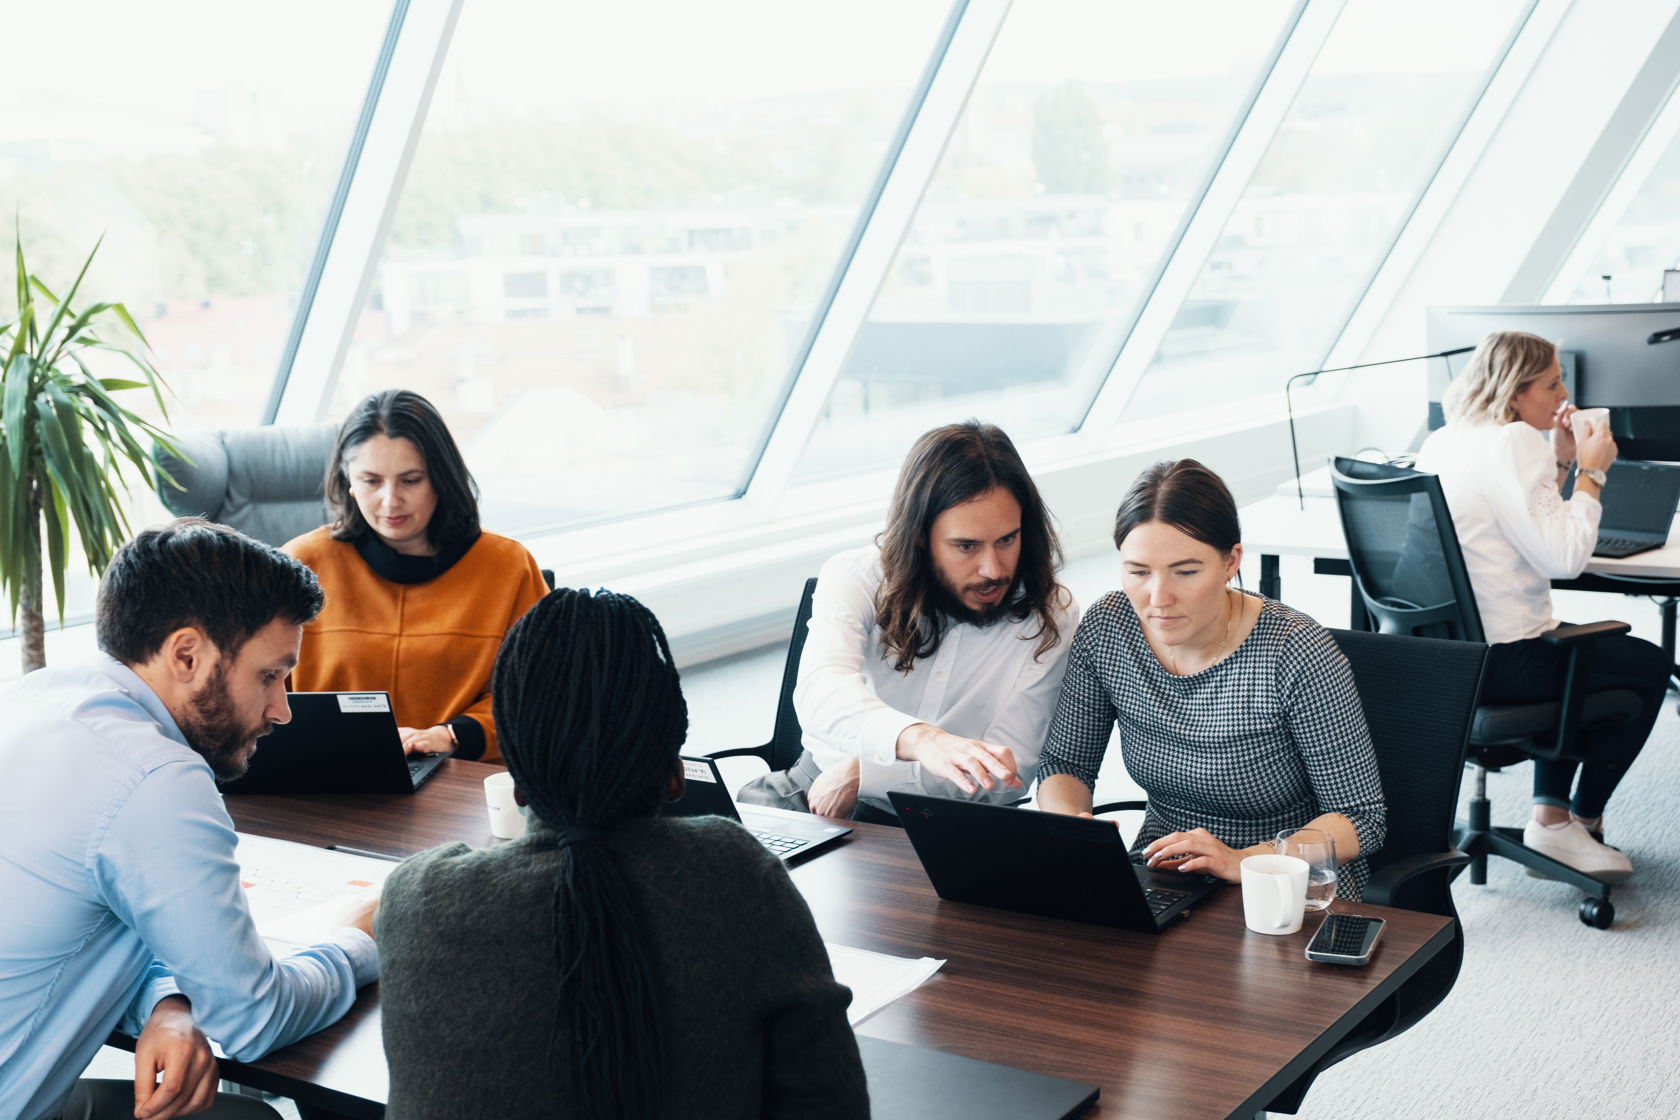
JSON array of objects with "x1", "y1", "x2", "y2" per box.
[
  {"x1": 1142, "y1": 885, "x2": 1189, "y2": 917},
  {"x1": 1128, "y1": 855, "x2": 1194, "y2": 917},
  {"x1": 1595, "y1": 535, "x2": 1652, "y2": 557},
  {"x1": 752, "y1": 830, "x2": 807, "y2": 857}
]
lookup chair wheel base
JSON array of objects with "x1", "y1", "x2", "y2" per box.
[{"x1": 1579, "y1": 897, "x2": 1615, "y2": 929}]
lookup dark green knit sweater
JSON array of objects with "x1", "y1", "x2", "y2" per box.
[{"x1": 375, "y1": 814, "x2": 869, "y2": 1119}]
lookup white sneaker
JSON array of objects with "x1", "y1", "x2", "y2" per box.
[{"x1": 1523, "y1": 819, "x2": 1633, "y2": 883}]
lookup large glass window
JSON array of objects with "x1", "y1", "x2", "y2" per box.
[
  {"x1": 793, "y1": 0, "x2": 1298, "y2": 482},
  {"x1": 1121, "y1": 0, "x2": 1531, "y2": 430},
  {"x1": 0, "y1": 1, "x2": 389, "y2": 629},
  {"x1": 1, "y1": 0, "x2": 391, "y2": 429},
  {"x1": 1557, "y1": 116, "x2": 1680, "y2": 304},
  {"x1": 336, "y1": 0, "x2": 950, "y2": 533}
]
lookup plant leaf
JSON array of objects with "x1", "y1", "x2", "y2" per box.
[
  {"x1": 43, "y1": 300, "x2": 118, "y2": 373},
  {"x1": 3, "y1": 351, "x2": 37, "y2": 479},
  {"x1": 3, "y1": 303, "x2": 32, "y2": 367},
  {"x1": 40, "y1": 474, "x2": 67, "y2": 622},
  {"x1": 13, "y1": 219, "x2": 27, "y2": 320},
  {"x1": 37, "y1": 234, "x2": 102, "y2": 367}
]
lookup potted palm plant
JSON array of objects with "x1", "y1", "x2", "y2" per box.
[{"x1": 0, "y1": 228, "x2": 180, "y2": 672}]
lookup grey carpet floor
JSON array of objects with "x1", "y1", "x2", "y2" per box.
[{"x1": 1291, "y1": 700, "x2": 1680, "y2": 1119}]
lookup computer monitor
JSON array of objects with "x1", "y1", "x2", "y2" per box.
[{"x1": 1425, "y1": 303, "x2": 1680, "y2": 460}]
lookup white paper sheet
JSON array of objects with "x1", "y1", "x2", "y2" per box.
[
  {"x1": 234, "y1": 832, "x2": 397, "y2": 950},
  {"x1": 825, "y1": 943, "x2": 944, "y2": 1026}
]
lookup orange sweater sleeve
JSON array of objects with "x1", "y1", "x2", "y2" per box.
[{"x1": 456, "y1": 548, "x2": 549, "y2": 761}]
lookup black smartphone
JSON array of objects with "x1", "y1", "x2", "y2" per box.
[{"x1": 1304, "y1": 914, "x2": 1385, "y2": 965}]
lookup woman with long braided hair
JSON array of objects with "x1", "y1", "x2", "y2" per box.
[{"x1": 373, "y1": 588, "x2": 869, "y2": 1120}]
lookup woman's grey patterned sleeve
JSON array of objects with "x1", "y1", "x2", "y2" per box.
[
  {"x1": 1278, "y1": 625, "x2": 1387, "y2": 860},
  {"x1": 1034, "y1": 608, "x2": 1118, "y2": 790}
]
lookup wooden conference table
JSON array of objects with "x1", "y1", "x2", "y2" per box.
[{"x1": 221, "y1": 762, "x2": 1454, "y2": 1120}]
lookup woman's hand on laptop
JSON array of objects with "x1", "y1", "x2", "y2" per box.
[
  {"x1": 896, "y1": 724, "x2": 1022, "y2": 796},
  {"x1": 398, "y1": 725, "x2": 454, "y2": 757},
  {"x1": 1142, "y1": 828, "x2": 1260, "y2": 883}
]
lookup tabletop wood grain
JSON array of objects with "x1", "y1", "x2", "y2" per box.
[{"x1": 222, "y1": 761, "x2": 1453, "y2": 1120}]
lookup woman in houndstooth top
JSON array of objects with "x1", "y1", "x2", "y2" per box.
[{"x1": 1035, "y1": 460, "x2": 1385, "y2": 898}]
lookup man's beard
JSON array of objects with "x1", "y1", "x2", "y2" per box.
[
  {"x1": 180, "y1": 661, "x2": 273, "y2": 783},
  {"x1": 930, "y1": 568, "x2": 1017, "y2": 628}
]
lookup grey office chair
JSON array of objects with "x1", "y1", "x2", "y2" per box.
[
  {"x1": 153, "y1": 424, "x2": 338, "y2": 548},
  {"x1": 1328, "y1": 455, "x2": 1640, "y2": 928}
]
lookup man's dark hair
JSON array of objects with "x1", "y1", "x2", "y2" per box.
[
  {"x1": 875, "y1": 420, "x2": 1066, "y2": 672},
  {"x1": 324, "y1": 388, "x2": 481, "y2": 550},
  {"x1": 97, "y1": 518, "x2": 325, "y2": 664},
  {"x1": 493, "y1": 587, "x2": 686, "y2": 1120},
  {"x1": 1113, "y1": 459, "x2": 1241, "y2": 555}
]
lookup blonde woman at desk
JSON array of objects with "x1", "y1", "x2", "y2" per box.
[
  {"x1": 1415, "y1": 329, "x2": 1667, "y2": 880},
  {"x1": 1035, "y1": 459, "x2": 1385, "y2": 898},
  {"x1": 374, "y1": 588, "x2": 868, "y2": 1120}
]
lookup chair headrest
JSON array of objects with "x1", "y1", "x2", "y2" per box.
[
  {"x1": 1331, "y1": 455, "x2": 1426, "y2": 483},
  {"x1": 153, "y1": 433, "x2": 230, "y2": 519}
]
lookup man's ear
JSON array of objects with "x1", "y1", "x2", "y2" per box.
[{"x1": 154, "y1": 626, "x2": 213, "y2": 685}]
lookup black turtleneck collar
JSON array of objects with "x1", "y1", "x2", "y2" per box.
[{"x1": 352, "y1": 527, "x2": 482, "y2": 585}]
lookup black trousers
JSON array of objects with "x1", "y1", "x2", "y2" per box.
[{"x1": 1481, "y1": 628, "x2": 1668, "y2": 819}]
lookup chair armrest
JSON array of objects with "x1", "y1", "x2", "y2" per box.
[
  {"x1": 1538, "y1": 620, "x2": 1634, "y2": 760},
  {"x1": 1539, "y1": 620, "x2": 1631, "y2": 645},
  {"x1": 708, "y1": 743, "x2": 771, "y2": 762},
  {"x1": 1093, "y1": 799, "x2": 1147, "y2": 816},
  {"x1": 1363, "y1": 849, "x2": 1471, "y2": 909}
]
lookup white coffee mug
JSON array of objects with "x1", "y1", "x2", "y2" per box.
[
  {"x1": 484, "y1": 771, "x2": 528, "y2": 840},
  {"x1": 1240, "y1": 853, "x2": 1310, "y2": 935}
]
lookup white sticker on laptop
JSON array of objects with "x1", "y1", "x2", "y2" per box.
[
  {"x1": 682, "y1": 759, "x2": 718, "y2": 782},
  {"x1": 337, "y1": 693, "x2": 391, "y2": 714}
]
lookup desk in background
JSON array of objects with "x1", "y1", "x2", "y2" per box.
[
  {"x1": 219, "y1": 761, "x2": 1454, "y2": 1120},
  {"x1": 1242, "y1": 485, "x2": 1680, "y2": 667}
]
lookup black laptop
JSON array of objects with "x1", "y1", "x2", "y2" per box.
[
  {"x1": 888, "y1": 792, "x2": 1221, "y2": 933},
  {"x1": 221, "y1": 692, "x2": 447, "y2": 795},
  {"x1": 1588, "y1": 459, "x2": 1680, "y2": 558},
  {"x1": 662, "y1": 755, "x2": 851, "y2": 862}
]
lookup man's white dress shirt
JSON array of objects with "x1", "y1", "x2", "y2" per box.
[
  {"x1": 1415, "y1": 419, "x2": 1601, "y2": 644},
  {"x1": 794, "y1": 546, "x2": 1079, "y2": 814}
]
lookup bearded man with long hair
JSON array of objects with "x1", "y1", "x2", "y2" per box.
[{"x1": 740, "y1": 421, "x2": 1078, "y2": 824}]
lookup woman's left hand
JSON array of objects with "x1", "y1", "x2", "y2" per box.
[
  {"x1": 398, "y1": 725, "x2": 454, "y2": 757},
  {"x1": 1141, "y1": 828, "x2": 1253, "y2": 883},
  {"x1": 1552, "y1": 402, "x2": 1579, "y2": 465}
]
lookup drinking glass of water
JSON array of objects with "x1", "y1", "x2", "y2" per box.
[{"x1": 1275, "y1": 827, "x2": 1337, "y2": 910}]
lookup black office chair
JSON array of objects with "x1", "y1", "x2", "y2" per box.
[
  {"x1": 1264, "y1": 628, "x2": 1483, "y2": 1115},
  {"x1": 710, "y1": 577, "x2": 817, "y2": 780},
  {"x1": 1328, "y1": 456, "x2": 1640, "y2": 928}
]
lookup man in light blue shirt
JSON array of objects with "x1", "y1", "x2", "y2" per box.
[{"x1": 0, "y1": 520, "x2": 379, "y2": 1120}]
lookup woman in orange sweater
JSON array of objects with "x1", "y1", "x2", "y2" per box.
[{"x1": 285, "y1": 389, "x2": 548, "y2": 763}]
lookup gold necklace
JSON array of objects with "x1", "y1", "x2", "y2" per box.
[{"x1": 1164, "y1": 587, "x2": 1238, "y2": 676}]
